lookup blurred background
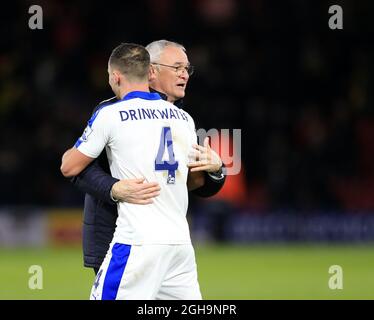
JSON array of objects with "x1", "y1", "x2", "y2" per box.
[{"x1": 1, "y1": 0, "x2": 374, "y2": 299}]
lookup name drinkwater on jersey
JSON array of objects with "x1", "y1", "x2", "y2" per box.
[{"x1": 119, "y1": 107, "x2": 189, "y2": 122}]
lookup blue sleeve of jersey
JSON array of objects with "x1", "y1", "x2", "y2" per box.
[{"x1": 70, "y1": 154, "x2": 119, "y2": 205}]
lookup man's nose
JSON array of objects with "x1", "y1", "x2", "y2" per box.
[{"x1": 179, "y1": 70, "x2": 189, "y2": 80}]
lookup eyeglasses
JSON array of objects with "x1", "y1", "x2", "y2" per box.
[{"x1": 152, "y1": 63, "x2": 195, "y2": 76}]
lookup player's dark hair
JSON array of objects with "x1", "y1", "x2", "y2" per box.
[{"x1": 109, "y1": 43, "x2": 150, "y2": 82}]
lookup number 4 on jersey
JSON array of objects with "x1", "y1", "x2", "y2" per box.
[{"x1": 155, "y1": 127, "x2": 179, "y2": 184}]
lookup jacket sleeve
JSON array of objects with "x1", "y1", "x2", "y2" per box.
[
  {"x1": 191, "y1": 170, "x2": 226, "y2": 198},
  {"x1": 70, "y1": 152, "x2": 119, "y2": 204}
]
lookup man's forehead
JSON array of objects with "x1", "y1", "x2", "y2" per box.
[{"x1": 160, "y1": 46, "x2": 189, "y2": 64}]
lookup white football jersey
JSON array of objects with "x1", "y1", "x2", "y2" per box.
[{"x1": 76, "y1": 91, "x2": 197, "y2": 245}]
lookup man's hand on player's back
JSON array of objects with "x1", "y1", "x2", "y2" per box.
[{"x1": 111, "y1": 178, "x2": 161, "y2": 204}]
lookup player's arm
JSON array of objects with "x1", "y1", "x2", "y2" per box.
[
  {"x1": 61, "y1": 105, "x2": 110, "y2": 178},
  {"x1": 61, "y1": 147, "x2": 95, "y2": 178},
  {"x1": 68, "y1": 98, "x2": 120, "y2": 204}
]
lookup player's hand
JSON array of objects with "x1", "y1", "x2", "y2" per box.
[
  {"x1": 111, "y1": 178, "x2": 161, "y2": 204},
  {"x1": 187, "y1": 137, "x2": 223, "y2": 173}
]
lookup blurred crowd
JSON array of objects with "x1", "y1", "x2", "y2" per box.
[{"x1": 1, "y1": 0, "x2": 373, "y2": 211}]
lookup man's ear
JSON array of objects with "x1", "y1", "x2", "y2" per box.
[
  {"x1": 149, "y1": 64, "x2": 157, "y2": 81},
  {"x1": 113, "y1": 71, "x2": 121, "y2": 86}
]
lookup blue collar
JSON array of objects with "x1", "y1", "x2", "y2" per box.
[
  {"x1": 150, "y1": 88, "x2": 184, "y2": 108},
  {"x1": 122, "y1": 91, "x2": 162, "y2": 101}
]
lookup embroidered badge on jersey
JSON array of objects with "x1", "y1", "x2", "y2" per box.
[{"x1": 81, "y1": 126, "x2": 93, "y2": 142}]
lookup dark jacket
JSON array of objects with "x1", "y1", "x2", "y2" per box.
[{"x1": 71, "y1": 93, "x2": 225, "y2": 269}]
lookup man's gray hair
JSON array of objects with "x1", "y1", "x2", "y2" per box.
[{"x1": 146, "y1": 40, "x2": 186, "y2": 63}]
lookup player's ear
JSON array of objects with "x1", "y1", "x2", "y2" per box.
[{"x1": 113, "y1": 71, "x2": 121, "y2": 86}]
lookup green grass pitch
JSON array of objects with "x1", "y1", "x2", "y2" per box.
[{"x1": 0, "y1": 244, "x2": 373, "y2": 299}]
